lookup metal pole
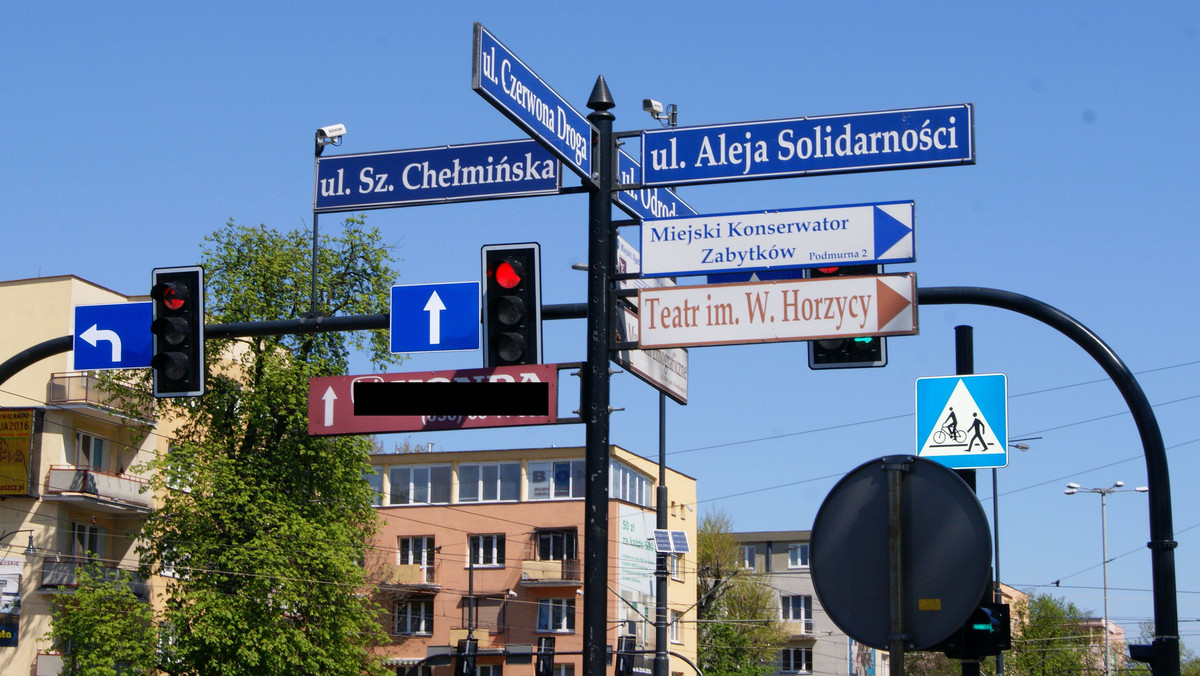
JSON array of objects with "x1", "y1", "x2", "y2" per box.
[
  {"x1": 954, "y1": 325, "x2": 976, "y2": 493},
  {"x1": 583, "y1": 75, "x2": 616, "y2": 676},
  {"x1": 992, "y1": 468, "x2": 1004, "y2": 676},
  {"x1": 886, "y1": 458, "x2": 906, "y2": 676},
  {"x1": 655, "y1": 393, "x2": 669, "y2": 676},
  {"x1": 468, "y1": 547, "x2": 476, "y2": 639},
  {"x1": 1101, "y1": 491, "x2": 1111, "y2": 676}
]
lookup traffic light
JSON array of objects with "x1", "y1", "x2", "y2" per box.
[
  {"x1": 482, "y1": 243, "x2": 542, "y2": 367},
  {"x1": 150, "y1": 266, "x2": 204, "y2": 398},
  {"x1": 454, "y1": 638, "x2": 478, "y2": 676},
  {"x1": 806, "y1": 264, "x2": 887, "y2": 369},
  {"x1": 535, "y1": 636, "x2": 555, "y2": 676},
  {"x1": 939, "y1": 601, "x2": 1011, "y2": 659},
  {"x1": 614, "y1": 635, "x2": 636, "y2": 676}
]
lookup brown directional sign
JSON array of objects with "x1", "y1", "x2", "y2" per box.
[{"x1": 307, "y1": 363, "x2": 558, "y2": 436}]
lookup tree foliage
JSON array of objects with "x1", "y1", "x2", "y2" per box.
[
  {"x1": 696, "y1": 510, "x2": 787, "y2": 676},
  {"x1": 137, "y1": 217, "x2": 401, "y2": 676},
  {"x1": 48, "y1": 562, "x2": 158, "y2": 676},
  {"x1": 1005, "y1": 594, "x2": 1093, "y2": 676}
]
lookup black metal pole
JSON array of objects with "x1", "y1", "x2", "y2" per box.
[
  {"x1": 655, "y1": 393, "x2": 669, "y2": 676},
  {"x1": 583, "y1": 75, "x2": 616, "y2": 676},
  {"x1": 886, "y1": 458, "x2": 907, "y2": 676},
  {"x1": 954, "y1": 325, "x2": 976, "y2": 493}
]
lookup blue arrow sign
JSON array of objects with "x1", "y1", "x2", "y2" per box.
[
  {"x1": 73, "y1": 302, "x2": 152, "y2": 370},
  {"x1": 391, "y1": 282, "x2": 480, "y2": 354},
  {"x1": 641, "y1": 104, "x2": 973, "y2": 187},
  {"x1": 916, "y1": 373, "x2": 1008, "y2": 469},
  {"x1": 641, "y1": 200, "x2": 914, "y2": 278},
  {"x1": 472, "y1": 23, "x2": 594, "y2": 183},
  {"x1": 313, "y1": 139, "x2": 561, "y2": 213}
]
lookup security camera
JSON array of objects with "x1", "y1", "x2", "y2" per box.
[
  {"x1": 642, "y1": 99, "x2": 664, "y2": 115},
  {"x1": 317, "y1": 124, "x2": 347, "y2": 140}
]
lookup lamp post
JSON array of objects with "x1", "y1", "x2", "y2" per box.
[
  {"x1": 1064, "y1": 481, "x2": 1149, "y2": 676},
  {"x1": 0, "y1": 529, "x2": 36, "y2": 564}
]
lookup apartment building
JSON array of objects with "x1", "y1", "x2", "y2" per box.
[
  {"x1": 0, "y1": 276, "x2": 166, "y2": 676},
  {"x1": 733, "y1": 530, "x2": 887, "y2": 676},
  {"x1": 366, "y1": 445, "x2": 698, "y2": 676}
]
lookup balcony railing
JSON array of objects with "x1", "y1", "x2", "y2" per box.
[
  {"x1": 45, "y1": 466, "x2": 152, "y2": 512},
  {"x1": 40, "y1": 558, "x2": 149, "y2": 600},
  {"x1": 518, "y1": 558, "x2": 582, "y2": 585},
  {"x1": 48, "y1": 371, "x2": 155, "y2": 421},
  {"x1": 380, "y1": 563, "x2": 437, "y2": 587}
]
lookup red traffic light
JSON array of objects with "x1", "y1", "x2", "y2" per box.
[
  {"x1": 152, "y1": 281, "x2": 189, "y2": 311},
  {"x1": 492, "y1": 260, "x2": 524, "y2": 289}
]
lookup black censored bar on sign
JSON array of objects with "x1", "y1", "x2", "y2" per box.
[{"x1": 353, "y1": 381, "x2": 551, "y2": 417}]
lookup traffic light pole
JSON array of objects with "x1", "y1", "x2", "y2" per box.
[{"x1": 583, "y1": 76, "x2": 616, "y2": 676}]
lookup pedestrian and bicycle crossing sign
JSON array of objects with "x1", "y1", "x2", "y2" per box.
[{"x1": 916, "y1": 373, "x2": 1008, "y2": 469}]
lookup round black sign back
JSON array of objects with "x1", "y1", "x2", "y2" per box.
[{"x1": 810, "y1": 455, "x2": 992, "y2": 650}]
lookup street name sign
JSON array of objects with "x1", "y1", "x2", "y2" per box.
[
  {"x1": 314, "y1": 140, "x2": 561, "y2": 213},
  {"x1": 615, "y1": 305, "x2": 689, "y2": 404},
  {"x1": 916, "y1": 373, "x2": 1008, "y2": 469},
  {"x1": 472, "y1": 23, "x2": 594, "y2": 183},
  {"x1": 640, "y1": 104, "x2": 974, "y2": 187},
  {"x1": 307, "y1": 363, "x2": 558, "y2": 437},
  {"x1": 72, "y1": 302, "x2": 152, "y2": 370},
  {"x1": 637, "y1": 273, "x2": 917, "y2": 349},
  {"x1": 390, "y1": 282, "x2": 480, "y2": 354},
  {"x1": 640, "y1": 200, "x2": 914, "y2": 277},
  {"x1": 615, "y1": 148, "x2": 697, "y2": 221}
]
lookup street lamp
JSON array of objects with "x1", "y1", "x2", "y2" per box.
[
  {"x1": 0, "y1": 529, "x2": 37, "y2": 565},
  {"x1": 1064, "y1": 481, "x2": 1149, "y2": 676}
]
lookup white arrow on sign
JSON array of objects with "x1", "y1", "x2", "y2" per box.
[
  {"x1": 80, "y1": 324, "x2": 122, "y2": 362},
  {"x1": 322, "y1": 386, "x2": 338, "y2": 427},
  {"x1": 423, "y1": 291, "x2": 447, "y2": 345}
]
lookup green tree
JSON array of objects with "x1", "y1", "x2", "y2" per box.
[
  {"x1": 48, "y1": 562, "x2": 158, "y2": 676},
  {"x1": 138, "y1": 217, "x2": 401, "y2": 676},
  {"x1": 696, "y1": 510, "x2": 787, "y2": 676},
  {"x1": 1006, "y1": 594, "x2": 1092, "y2": 676}
]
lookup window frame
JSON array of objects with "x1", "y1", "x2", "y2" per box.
[
  {"x1": 536, "y1": 598, "x2": 576, "y2": 633},
  {"x1": 536, "y1": 529, "x2": 577, "y2": 562},
  {"x1": 739, "y1": 545, "x2": 755, "y2": 570},
  {"x1": 469, "y1": 534, "x2": 506, "y2": 568},
  {"x1": 781, "y1": 595, "x2": 814, "y2": 633},
  {"x1": 788, "y1": 543, "x2": 810, "y2": 569},
  {"x1": 73, "y1": 432, "x2": 108, "y2": 471},
  {"x1": 458, "y1": 462, "x2": 521, "y2": 503},
  {"x1": 780, "y1": 647, "x2": 812, "y2": 674},
  {"x1": 388, "y1": 464, "x2": 452, "y2": 505},
  {"x1": 394, "y1": 597, "x2": 434, "y2": 635}
]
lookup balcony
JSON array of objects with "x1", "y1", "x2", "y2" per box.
[
  {"x1": 783, "y1": 619, "x2": 815, "y2": 638},
  {"x1": 44, "y1": 466, "x2": 152, "y2": 514},
  {"x1": 39, "y1": 558, "x2": 149, "y2": 601},
  {"x1": 48, "y1": 372, "x2": 155, "y2": 423},
  {"x1": 379, "y1": 563, "x2": 439, "y2": 593},
  {"x1": 518, "y1": 558, "x2": 582, "y2": 588}
]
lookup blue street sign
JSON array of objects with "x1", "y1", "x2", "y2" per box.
[
  {"x1": 472, "y1": 23, "x2": 594, "y2": 183},
  {"x1": 641, "y1": 104, "x2": 974, "y2": 187},
  {"x1": 390, "y1": 282, "x2": 480, "y2": 354},
  {"x1": 314, "y1": 139, "x2": 561, "y2": 213},
  {"x1": 642, "y1": 200, "x2": 915, "y2": 278},
  {"x1": 916, "y1": 373, "x2": 1008, "y2": 469},
  {"x1": 73, "y1": 302, "x2": 152, "y2": 370},
  {"x1": 615, "y1": 148, "x2": 697, "y2": 221}
]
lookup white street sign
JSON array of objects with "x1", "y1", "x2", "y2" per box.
[
  {"x1": 615, "y1": 305, "x2": 688, "y2": 404},
  {"x1": 637, "y1": 273, "x2": 917, "y2": 349}
]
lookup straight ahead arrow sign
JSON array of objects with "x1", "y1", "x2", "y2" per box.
[
  {"x1": 390, "y1": 282, "x2": 480, "y2": 354},
  {"x1": 424, "y1": 291, "x2": 446, "y2": 345}
]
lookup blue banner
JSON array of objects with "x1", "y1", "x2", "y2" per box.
[
  {"x1": 641, "y1": 104, "x2": 973, "y2": 187},
  {"x1": 314, "y1": 140, "x2": 560, "y2": 213},
  {"x1": 615, "y1": 149, "x2": 697, "y2": 221}
]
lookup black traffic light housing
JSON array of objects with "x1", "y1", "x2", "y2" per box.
[
  {"x1": 454, "y1": 638, "x2": 478, "y2": 676},
  {"x1": 806, "y1": 264, "x2": 887, "y2": 369},
  {"x1": 614, "y1": 635, "x2": 636, "y2": 676},
  {"x1": 939, "y1": 601, "x2": 1011, "y2": 660},
  {"x1": 151, "y1": 266, "x2": 204, "y2": 398},
  {"x1": 535, "y1": 636, "x2": 555, "y2": 676},
  {"x1": 482, "y1": 243, "x2": 542, "y2": 367}
]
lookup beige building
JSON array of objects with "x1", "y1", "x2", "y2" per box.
[
  {"x1": 0, "y1": 275, "x2": 166, "y2": 676},
  {"x1": 366, "y1": 445, "x2": 698, "y2": 676}
]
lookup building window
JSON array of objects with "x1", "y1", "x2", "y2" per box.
[
  {"x1": 553, "y1": 666, "x2": 574, "y2": 676},
  {"x1": 788, "y1": 543, "x2": 809, "y2": 569},
  {"x1": 781, "y1": 647, "x2": 812, "y2": 673},
  {"x1": 458, "y1": 462, "x2": 521, "y2": 502},
  {"x1": 477, "y1": 666, "x2": 502, "y2": 676},
  {"x1": 71, "y1": 522, "x2": 104, "y2": 560},
  {"x1": 389, "y1": 465, "x2": 452, "y2": 505},
  {"x1": 72, "y1": 432, "x2": 107, "y2": 471},
  {"x1": 609, "y1": 460, "x2": 651, "y2": 507},
  {"x1": 537, "y1": 529, "x2": 577, "y2": 561},
  {"x1": 781, "y1": 595, "x2": 813, "y2": 633},
  {"x1": 395, "y1": 598, "x2": 433, "y2": 635},
  {"x1": 537, "y1": 598, "x2": 575, "y2": 633},
  {"x1": 469, "y1": 534, "x2": 506, "y2": 567},
  {"x1": 739, "y1": 545, "x2": 755, "y2": 570},
  {"x1": 365, "y1": 465, "x2": 383, "y2": 506},
  {"x1": 399, "y1": 536, "x2": 436, "y2": 582},
  {"x1": 670, "y1": 554, "x2": 683, "y2": 581},
  {"x1": 669, "y1": 610, "x2": 682, "y2": 644},
  {"x1": 527, "y1": 460, "x2": 585, "y2": 500}
]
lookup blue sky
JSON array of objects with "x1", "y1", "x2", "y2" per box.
[{"x1": 4, "y1": 2, "x2": 1199, "y2": 643}]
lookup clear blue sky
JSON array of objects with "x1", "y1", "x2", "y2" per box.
[{"x1": 5, "y1": 1, "x2": 1198, "y2": 643}]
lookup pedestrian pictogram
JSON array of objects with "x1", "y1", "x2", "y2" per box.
[{"x1": 916, "y1": 374, "x2": 1008, "y2": 469}]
